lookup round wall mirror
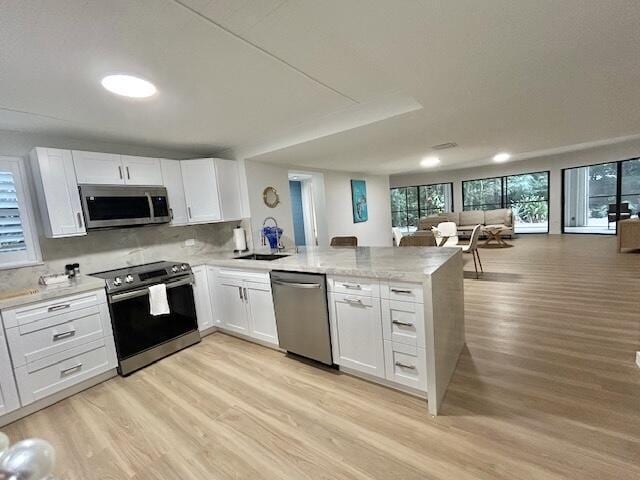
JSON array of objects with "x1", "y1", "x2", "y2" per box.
[{"x1": 263, "y1": 186, "x2": 280, "y2": 208}]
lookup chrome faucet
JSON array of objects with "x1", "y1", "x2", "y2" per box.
[{"x1": 262, "y1": 216, "x2": 283, "y2": 251}]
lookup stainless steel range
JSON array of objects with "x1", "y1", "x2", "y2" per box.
[{"x1": 91, "y1": 261, "x2": 200, "y2": 375}]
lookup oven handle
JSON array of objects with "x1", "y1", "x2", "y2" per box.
[{"x1": 108, "y1": 276, "x2": 194, "y2": 304}]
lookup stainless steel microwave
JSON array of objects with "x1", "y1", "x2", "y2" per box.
[{"x1": 79, "y1": 185, "x2": 171, "y2": 230}]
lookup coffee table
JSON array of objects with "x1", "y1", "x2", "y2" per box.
[{"x1": 483, "y1": 226, "x2": 510, "y2": 247}]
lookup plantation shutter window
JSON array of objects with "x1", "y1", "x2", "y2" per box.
[{"x1": 0, "y1": 157, "x2": 41, "y2": 268}]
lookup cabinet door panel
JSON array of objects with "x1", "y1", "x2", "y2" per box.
[
  {"x1": 245, "y1": 282, "x2": 278, "y2": 345},
  {"x1": 160, "y1": 159, "x2": 188, "y2": 225},
  {"x1": 192, "y1": 266, "x2": 214, "y2": 332},
  {"x1": 215, "y1": 159, "x2": 243, "y2": 220},
  {"x1": 0, "y1": 331, "x2": 20, "y2": 416},
  {"x1": 30, "y1": 148, "x2": 85, "y2": 237},
  {"x1": 121, "y1": 156, "x2": 163, "y2": 186},
  {"x1": 216, "y1": 278, "x2": 248, "y2": 334},
  {"x1": 72, "y1": 151, "x2": 124, "y2": 184},
  {"x1": 333, "y1": 294, "x2": 384, "y2": 378},
  {"x1": 181, "y1": 159, "x2": 221, "y2": 223}
]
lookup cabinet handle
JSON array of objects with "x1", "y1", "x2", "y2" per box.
[
  {"x1": 60, "y1": 363, "x2": 83, "y2": 376},
  {"x1": 48, "y1": 304, "x2": 70, "y2": 312},
  {"x1": 395, "y1": 361, "x2": 416, "y2": 370},
  {"x1": 169, "y1": 208, "x2": 174, "y2": 220},
  {"x1": 76, "y1": 212, "x2": 83, "y2": 228},
  {"x1": 238, "y1": 286, "x2": 243, "y2": 300},
  {"x1": 342, "y1": 283, "x2": 361, "y2": 290},
  {"x1": 344, "y1": 297, "x2": 363, "y2": 305},
  {"x1": 188, "y1": 206, "x2": 192, "y2": 219},
  {"x1": 391, "y1": 288, "x2": 412, "y2": 295},
  {"x1": 118, "y1": 166, "x2": 123, "y2": 179},
  {"x1": 243, "y1": 287, "x2": 248, "y2": 302},
  {"x1": 52, "y1": 329, "x2": 76, "y2": 341},
  {"x1": 392, "y1": 320, "x2": 414, "y2": 327},
  {"x1": 126, "y1": 166, "x2": 131, "y2": 180}
]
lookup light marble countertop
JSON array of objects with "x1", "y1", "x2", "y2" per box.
[
  {"x1": 197, "y1": 246, "x2": 461, "y2": 282},
  {"x1": 0, "y1": 246, "x2": 461, "y2": 309},
  {"x1": 0, "y1": 275, "x2": 106, "y2": 310}
]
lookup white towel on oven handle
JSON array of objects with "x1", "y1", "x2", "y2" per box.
[{"x1": 149, "y1": 283, "x2": 170, "y2": 316}]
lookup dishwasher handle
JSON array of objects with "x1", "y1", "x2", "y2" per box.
[{"x1": 272, "y1": 279, "x2": 322, "y2": 289}]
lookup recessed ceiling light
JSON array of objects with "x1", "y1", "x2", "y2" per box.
[
  {"x1": 101, "y1": 74, "x2": 157, "y2": 98},
  {"x1": 493, "y1": 152, "x2": 511, "y2": 163},
  {"x1": 420, "y1": 156, "x2": 441, "y2": 168}
]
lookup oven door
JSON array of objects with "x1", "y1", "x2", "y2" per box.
[{"x1": 108, "y1": 277, "x2": 200, "y2": 374}]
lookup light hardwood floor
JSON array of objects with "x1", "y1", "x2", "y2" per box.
[{"x1": 4, "y1": 235, "x2": 640, "y2": 479}]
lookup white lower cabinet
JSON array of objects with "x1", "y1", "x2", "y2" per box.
[
  {"x1": 245, "y1": 282, "x2": 278, "y2": 344},
  {"x1": 192, "y1": 265, "x2": 214, "y2": 332},
  {"x1": 1, "y1": 289, "x2": 117, "y2": 409},
  {"x1": 383, "y1": 341, "x2": 427, "y2": 391},
  {"x1": 330, "y1": 292, "x2": 385, "y2": 378},
  {"x1": 0, "y1": 329, "x2": 20, "y2": 416},
  {"x1": 216, "y1": 276, "x2": 249, "y2": 335},
  {"x1": 211, "y1": 268, "x2": 278, "y2": 347},
  {"x1": 329, "y1": 277, "x2": 428, "y2": 393}
]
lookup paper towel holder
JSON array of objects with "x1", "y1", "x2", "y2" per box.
[{"x1": 233, "y1": 226, "x2": 249, "y2": 253}]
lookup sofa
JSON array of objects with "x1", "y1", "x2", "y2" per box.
[{"x1": 418, "y1": 208, "x2": 514, "y2": 237}]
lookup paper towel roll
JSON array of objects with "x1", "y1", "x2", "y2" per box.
[{"x1": 233, "y1": 226, "x2": 247, "y2": 252}]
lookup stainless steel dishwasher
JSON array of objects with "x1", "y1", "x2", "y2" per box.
[{"x1": 270, "y1": 270, "x2": 333, "y2": 365}]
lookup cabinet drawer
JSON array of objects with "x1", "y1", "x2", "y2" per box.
[
  {"x1": 216, "y1": 268, "x2": 270, "y2": 284},
  {"x1": 381, "y1": 299, "x2": 425, "y2": 348},
  {"x1": 381, "y1": 281, "x2": 423, "y2": 303},
  {"x1": 384, "y1": 341, "x2": 427, "y2": 391},
  {"x1": 15, "y1": 339, "x2": 113, "y2": 405},
  {"x1": 2, "y1": 289, "x2": 106, "y2": 329},
  {"x1": 7, "y1": 305, "x2": 106, "y2": 367},
  {"x1": 328, "y1": 276, "x2": 379, "y2": 297}
]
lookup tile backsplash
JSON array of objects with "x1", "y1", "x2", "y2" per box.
[{"x1": 0, "y1": 220, "x2": 252, "y2": 290}]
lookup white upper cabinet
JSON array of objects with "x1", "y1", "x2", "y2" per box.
[
  {"x1": 160, "y1": 159, "x2": 188, "y2": 226},
  {"x1": 121, "y1": 155, "x2": 163, "y2": 186},
  {"x1": 73, "y1": 151, "x2": 162, "y2": 186},
  {"x1": 181, "y1": 159, "x2": 222, "y2": 224},
  {"x1": 215, "y1": 158, "x2": 243, "y2": 221},
  {"x1": 29, "y1": 148, "x2": 86, "y2": 238},
  {"x1": 72, "y1": 150, "x2": 124, "y2": 184}
]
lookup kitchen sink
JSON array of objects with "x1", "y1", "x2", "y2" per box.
[{"x1": 236, "y1": 253, "x2": 290, "y2": 261}]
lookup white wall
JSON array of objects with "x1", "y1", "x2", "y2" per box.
[
  {"x1": 324, "y1": 171, "x2": 393, "y2": 247},
  {"x1": 390, "y1": 138, "x2": 640, "y2": 234},
  {"x1": 244, "y1": 159, "x2": 296, "y2": 249}
]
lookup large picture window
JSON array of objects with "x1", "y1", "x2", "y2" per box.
[
  {"x1": 390, "y1": 183, "x2": 453, "y2": 231},
  {"x1": 563, "y1": 158, "x2": 640, "y2": 234},
  {"x1": 463, "y1": 171, "x2": 549, "y2": 233}
]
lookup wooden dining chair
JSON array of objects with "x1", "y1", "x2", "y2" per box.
[
  {"x1": 330, "y1": 236, "x2": 358, "y2": 247},
  {"x1": 399, "y1": 233, "x2": 437, "y2": 247}
]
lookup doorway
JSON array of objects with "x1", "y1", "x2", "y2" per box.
[{"x1": 288, "y1": 171, "x2": 328, "y2": 247}]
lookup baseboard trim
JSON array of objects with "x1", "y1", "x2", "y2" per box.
[
  {"x1": 339, "y1": 366, "x2": 427, "y2": 400},
  {"x1": 0, "y1": 369, "x2": 117, "y2": 428}
]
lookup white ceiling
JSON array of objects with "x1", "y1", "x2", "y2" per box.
[{"x1": 1, "y1": 1, "x2": 640, "y2": 173}]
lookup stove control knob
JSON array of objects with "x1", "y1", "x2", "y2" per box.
[
  {"x1": 171, "y1": 265, "x2": 179, "y2": 273},
  {"x1": 180, "y1": 264, "x2": 188, "y2": 271},
  {"x1": 113, "y1": 277, "x2": 122, "y2": 286},
  {"x1": 125, "y1": 274, "x2": 134, "y2": 283}
]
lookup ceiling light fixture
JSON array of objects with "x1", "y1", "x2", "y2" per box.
[
  {"x1": 101, "y1": 74, "x2": 157, "y2": 98},
  {"x1": 493, "y1": 152, "x2": 511, "y2": 163},
  {"x1": 420, "y1": 156, "x2": 441, "y2": 168}
]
